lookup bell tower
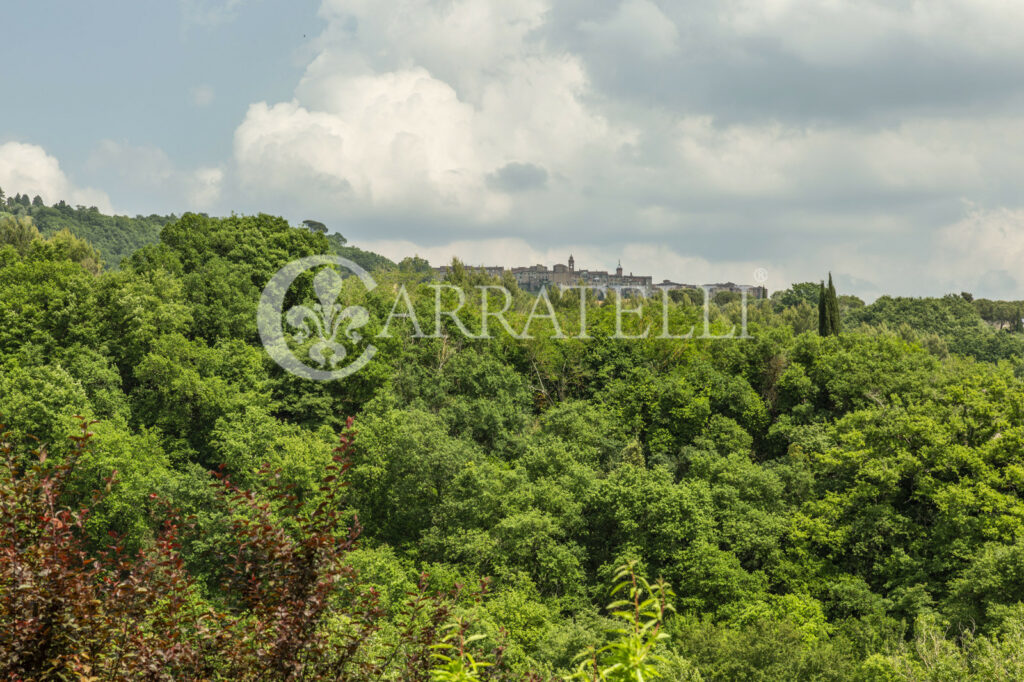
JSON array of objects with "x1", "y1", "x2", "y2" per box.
[
  {"x1": 568, "y1": 254, "x2": 575, "y2": 272},
  {"x1": 615, "y1": 260, "x2": 623, "y2": 277}
]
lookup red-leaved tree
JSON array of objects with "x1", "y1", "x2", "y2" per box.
[{"x1": 0, "y1": 417, "x2": 512, "y2": 681}]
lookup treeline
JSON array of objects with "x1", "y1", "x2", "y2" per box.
[
  {"x1": 1, "y1": 188, "x2": 172, "y2": 267},
  {"x1": 0, "y1": 187, "x2": 392, "y2": 272},
  {"x1": 767, "y1": 279, "x2": 1024, "y2": 360},
  {"x1": 3, "y1": 210, "x2": 1024, "y2": 679}
]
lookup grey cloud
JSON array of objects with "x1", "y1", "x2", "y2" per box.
[
  {"x1": 486, "y1": 163, "x2": 549, "y2": 193},
  {"x1": 541, "y1": 1, "x2": 1024, "y2": 126}
]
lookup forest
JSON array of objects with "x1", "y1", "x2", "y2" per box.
[{"x1": 5, "y1": 205, "x2": 1024, "y2": 680}]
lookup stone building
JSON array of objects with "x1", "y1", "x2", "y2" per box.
[
  {"x1": 433, "y1": 256, "x2": 764, "y2": 299},
  {"x1": 505, "y1": 256, "x2": 653, "y2": 294},
  {"x1": 703, "y1": 282, "x2": 768, "y2": 299}
]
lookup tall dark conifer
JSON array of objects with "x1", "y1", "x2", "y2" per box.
[
  {"x1": 827, "y1": 273, "x2": 841, "y2": 335},
  {"x1": 818, "y1": 274, "x2": 841, "y2": 336}
]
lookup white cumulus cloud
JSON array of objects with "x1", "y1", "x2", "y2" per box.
[
  {"x1": 0, "y1": 142, "x2": 112, "y2": 212},
  {"x1": 233, "y1": 0, "x2": 622, "y2": 224},
  {"x1": 933, "y1": 207, "x2": 1024, "y2": 298}
]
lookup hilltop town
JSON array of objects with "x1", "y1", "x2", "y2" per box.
[{"x1": 435, "y1": 254, "x2": 767, "y2": 299}]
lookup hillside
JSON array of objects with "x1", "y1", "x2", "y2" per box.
[
  {"x1": 3, "y1": 212, "x2": 1024, "y2": 679},
  {"x1": 0, "y1": 193, "x2": 393, "y2": 272}
]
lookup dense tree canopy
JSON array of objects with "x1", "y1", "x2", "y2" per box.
[{"x1": 3, "y1": 208, "x2": 1024, "y2": 679}]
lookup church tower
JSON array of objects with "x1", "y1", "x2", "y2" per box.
[
  {"x1": 568, "y1": 254, "x2": 575, "y2": 272},
  {"x1": 615, "y1": 260, "x2": 623, "y2": 277}
]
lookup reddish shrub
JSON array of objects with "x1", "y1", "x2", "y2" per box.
[{"x1": 0, "y1": 417, "x2": 508, "y2": 681}]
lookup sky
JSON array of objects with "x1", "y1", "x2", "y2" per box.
[{"x1": 3, "y1": 0, "x2": 1024, "y2": 299}]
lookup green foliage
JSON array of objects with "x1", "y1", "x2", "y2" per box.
[
  {"x1": 774, "y1": 282, "x2": 822, "y2": 309},
  {"x1": 0, "y1": 362, "x2": 91, "y2": 447},
  {"x1": 818, "y1": 274, "x2": 841, "y2": 337},
  {"x1": 7, "y1": 200, "x2": 170, "y2": 267},
  {"x1": 0, "y1": 213, "x2": 41, "y2": 254},
  {"x1": 400, "y1": 255, "x2": 435, "y2": 275},
  {"x1": 65, "y1": 421, "x2": 176, "y2": 552},
  {"x1": 429, "y1": 620, "x2": 493, "y2": 681},
  {"x1": 849, "y1": 294, "x2": 1024, "y2": 362},
  {"x1": 28, "y1": 228, "x2": 103, "y2": 274},
  {"x1": 828, "y1": 274, "x2": 841, "y2": 335},
  {"x1": 303, "y1": 219, "x2": 329, "y2": 234},
  {"x1": 327, "y1": 231, "x2": 396, "y2": 272},
  {"x1": 0, "y1": 421, "x2": 519, "y2": 680},
  {"x1": 569, "y1": 561, "x2": 694, "y2": 681},
  {"x1": 5, "y1": 205, "x2": 1024, "y2": 677}
]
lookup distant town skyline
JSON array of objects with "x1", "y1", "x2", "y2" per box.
[{"x1": 434, "y1": 254, "x2": 767, "y2": 299}]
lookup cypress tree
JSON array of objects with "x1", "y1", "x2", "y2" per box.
[
  {"x1": 827, "y1": 273, "x2": 841, "y2": 335},
  {"x1": 818, "y1": 275, "x2": 842, "y2": 336}
]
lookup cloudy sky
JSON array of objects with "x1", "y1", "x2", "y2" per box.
[{"x1": 3, "y1": 0, "x2": 1024, "y2": 299}]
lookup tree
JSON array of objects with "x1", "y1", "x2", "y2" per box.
[
  {"x1": 29, "y1": 228, "x2": 104, "y2": 274},
  {"x1": 26, "y1": 202, "x2": 171, "y2": 267},
  {"x1": 772, "y1": 282, "x2": 821, "y2": 309},
  {"x1": 827, "y1": 272, "x2": 840, "y2": 335},
  {"x1": 326, "y1": 232, "x2": 395, "y2": 272},
  {"x1": 817, "y1": 274, "x2": 840, "y2": 336},
  {"x1": 0, "y1": 214, "x2": 41, "y2": 255},
  {"x1": 303, "y1": 219, "x2": 329, "y2": 234},
  {"x1": 399, "y1": 255, "x2": 434, "y2": 274},
  {"x1": 0, "y1": 418, "x2": 511, "y2": 680}
]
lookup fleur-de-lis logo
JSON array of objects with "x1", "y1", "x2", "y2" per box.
[
  {"x1": 258, "y1": 255, "x2": 377, "y2": 381},
  {"x1": 286, "y1": 268, "x2": 371, "y2": 368}
]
